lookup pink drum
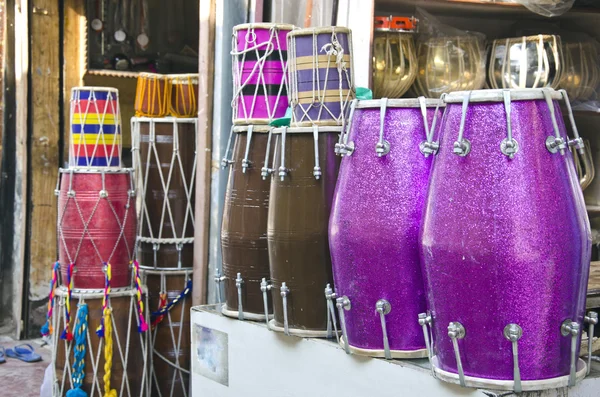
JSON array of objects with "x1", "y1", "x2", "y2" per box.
[
  {"x1": 420, "y1": 89, "x2": 593, "y2": 392},
  {"x1": 57, "y1": 169, "x2": 136, "y2": 289},
  {"x1": 232, "y1": 23, "x2": 294, "y2": 125}
]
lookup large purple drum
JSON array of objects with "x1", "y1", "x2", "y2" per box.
[
  {"x1": 329, "y1": 98, "x2": 443, "y2": 359},
  {"x1": 288, "y1": 27, "x2": 354, "y2": 127},
  {"x1": 232, "y1": 23, "x2": 294, "y2": 125},
  {"x1": 420, "y1": 88, "x2": 593, "y2": 392}
]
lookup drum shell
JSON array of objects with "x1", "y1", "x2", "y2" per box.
[
  {"x1": 221, "y1": 131, "x2": 273, "y2": 316},
  {"x1": 135, "y1": 74, "x2": 171, "y2": 117},
  {"x1": 268, "y1": 130, "x2": 340, "y2": 331},
  {"x1": 136, "y1": 120, "x2": 196, "y2": 269},
  {"x1": 54, "y1": 291, "x2": 144, "y2": 396},
  {"x1": 146, "y1": 273, "x2": 191, "y2": 397},
  {"x1": 420, "y1": 95, "x2": 590, "y2": 380},
  {"x1": 58, "y1": 172, "x2": 135, "y2": 289},
  {"x1": 329, "y1": 104, "x2": 440, "y2": 351},
  {"x1": 169, "y1": 76, "x2": 199, "y2": 118}
]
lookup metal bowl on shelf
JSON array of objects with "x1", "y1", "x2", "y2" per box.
[
  {"x1": 488, "y1": 34, "x2": 563, "y2": 89},
  {"x1": 412, "y1": 35, "x2": 486, "y2": 98},
  {"x1": 559, "y1": 40, "x2": 600, "y2": 101},
  {"x1": 372, "y1": 16, "x2": 418, "y2": 99}
]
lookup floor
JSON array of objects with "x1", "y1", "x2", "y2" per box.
[{"x1": 0, "y1": 337, "x2": 52, "y2": 397}]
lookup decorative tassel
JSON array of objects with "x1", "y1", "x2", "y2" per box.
[
  {"x1": 132, "y1": 260, "x2": 148, "y2": 332},
  {"x1": 102, "y1": 307, "x2": 117, "y2": 397},
  {"x1": 96, "y1": 263, "x2": 111, "y2": 338},
  {"x1": 151, "y1": 293, "x2": 168, "y2": 329},
  {"x1": 41, "y1": 261, "x2": 60, "y2": 337},
  {"x1": 66, "y1": 303, "x2": 88, "y2": 397},
  {"x1": 61, "y1": 263, "x2": 75, "y2": 341},
  {"x1": 150, "y1": 279, "x2": 192, "y2": 320}
]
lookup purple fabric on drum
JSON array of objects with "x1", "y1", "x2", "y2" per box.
[
  {"x1": 330, "y1": 106, "x2": 440, "y2": 352},
  {"x1": 295, "y1": 68, "x2": 349, "y2": 85},
  {"x1": 236, "y1": 27, "x2": 289, "y2": 52},
  {"x1": 292, "y1": 31, "x2": 350, "y2": 57},
  {"x1": 293, "y1": 101, "x2": 344, "y2": 124},
  {"x1": 420, "y1": 98, "x2": 590, "y2": 380},
  {"x1": 296, "y1": 74, "x2": 350, "y2": 91},
  {"x1": 240, "y1": 70, "x2": 285, "y2": 86},
  {"x1": 236, "y1": 94, "x2": 288, "y2": 121},
  {"x1": 241, "y1": 60, "x2": 287, "y2": 72}
]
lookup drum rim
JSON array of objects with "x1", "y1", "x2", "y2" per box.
[
  {"x1": 492, "y1": 34, "x2": 560, "y2": 44},
  {"x1": 233, "y1": 22, "x2": 295, "y2": 32},
  {"x1": 444, "y1": 88, "x2": 562, "y2": 103},
  {"x1": 71, "y1": 86, "x2": 119, "y2": 94},
  {"x1": 288, "y1": 26, "x2": 351, "y2": 37},
  {"x1": 138, "y1": 71, "x2": 168, "y2": 79},
  {"x1": 55, "y1": 285, "x2": 139, "y2": 298},
  {"x1": 169, "y1": 73, "x2": 199, "y2": 84},
  {"x1": 271, "y1": 126, "x2": 344, "y2": 134},
  {"x1": 355, "y1": 98, "x2": 444, "y2": 108},
  {"x1": 59, "y1": 167, "x2": 133, "y2": 174},
  {"x1": 131, "y1": 116, "x2": 198, "y2": 124},
  {"x1": 232, "y1": 125, "x2": 272, "y2": 133}
]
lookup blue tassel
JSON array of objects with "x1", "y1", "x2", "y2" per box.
[
  {"x1": 66, "y1": 388, "x2": 88, "y2": 397},
  {"x1": 40, "y1": 323, "x2": 49, "y2": 336}
]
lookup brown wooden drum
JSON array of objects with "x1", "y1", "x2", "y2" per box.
[
  {"x1": 135, "y1": 73, "x2": 171, "y2": 117},
  {"x1": 145, "y1": 270, "x2": 192, "y2": 397},
  {"x1": 267, "y1": 126, "x2": 341, "y2": 336},
  {"x1": 169, "y1": 74, "x2": 199, "y2": 118},
  {"x1": 220, "y1": 125, "x2": 273, "y2": 321},
  {"x1": 53, "y1": 287, "x2": 147, "y2": 397},
  {"x1": 132, "y1": 117, "x2": 197, "y2": 270}
]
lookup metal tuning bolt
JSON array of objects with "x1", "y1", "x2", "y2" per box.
[
  {"x1": 343, "y1": 141, "x2": 355, "y2": 157},
  {"x1": 453, "y1": 139, "x2": 471, "y2": 157},
  {"x1": 375, "y1": 140, "x2": 391, "y2": 157},
  {"x1": 375, "y1": 299, "x2": 392, "y2": 360},
  {"x1": 54, "y1": 175, "x2": 61, "y2": 196},
  {"x1": 278, "y1": 127, "x2": 288, "y2": 181},
  {"x1": 235, "y1": 273, "x2": 244, "y2": 321},
  {"x1": 503, "y1": 323, "x2": 523, "y2": 394},
  {"x1": 559, "y1": 89, "x2": 585, "y2": 155},
  {"x1": 336, "y1": 296, "x2": 351, "y2": 354},
  {"x1": 419, "y1": 141, "x2": 439, "y2": 157},
  {"x1": 280, "y1": 283, "x2": 290, "y2": 335},
  {"x1": 221, "y1": 127, "x2": 235, "y2": 168},
  {"x1": 418, "y1": 313, "x2": 435, "y2": 377},
  {"x1": 312, "y1": 126, "x2": 321, "y2": 180},
  {"x1": 241, "y1": 126, "x2": 253, "y2": 174},
  {"x1": 584, "y1": 312, "x2": 598, "y2": 376},
  {"x1": 418, "y1": 96, "x2": 438, "y2": 158},
  {"x1": 338, "y1": 99, "x2": 357, "y2": 157},
  {"x1": 261, "y1": 128, "x2": 273, "y2": 180},
  {"x1": 260, "y1": 278, "x2": 272, "y2": 329},
  {"x1": 543, "y1": 89, "x2": 566, "y2": 156},
  {"x1": 376, "y1": 98, "x2": 391, "y2": 157},
  {"x1": 546, "y1": 136, "x2": 567, "y2": 154},
  {"x1": 561, "y1": 319, "x2": 580, "y2": 387},
  {"x1": 500, "y1": 90, "x2": 519, "y2": 159},
  {"x1": 453, "y1": 92, "x2": 471, "y2": 158},
  {"x1": 214, "y1": 268, "x2": 225, "y2": 304},
  {"x1": 501, "y1": 138, "x2": 519, "y2": 159},
  {"x1": 568, "y1": 137, "x2": 585, "y2": 153},
  {"x1": 324, "y1": 284, "x2": 339, "y2": 342},
  {"x1": 448, "y1": 321, "x2": 466, "y2": 387}
]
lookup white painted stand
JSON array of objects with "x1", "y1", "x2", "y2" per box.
[{"x1": 191, "y1": 305, "x2": 600, "y2": 397}]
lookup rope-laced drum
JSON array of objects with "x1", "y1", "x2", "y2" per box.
[
  {"x1": 56, "y1": 168, "x2": 136, "y2": 289},
  {"x1": 488, "y1": 35, "x2": 563, "y2": 90},
  {"x1": 169, "y1": 74, "x2": 199, "y2": 118},
  {"x1": 131, "y1": 117, "x2": 197, "y2": 271},
  {"x1": 372, "y1": 16, "x2": 418, "y2": 99},
  {"x1": 420, "y1": 88, "x2": 595, "y2": 392},
  {"x1": 135, "y1": 73, "x2": 171, "y2": 117},
  {"x1": 231, "y1": 23, "x2": 294, "y2": 125},
  {"x1": 264, "y1": 126, "x2": 341, "y2": 337},
  {"x1": 330, "y1": 97, "x2": 443, "y2": 359},
  {"x1": 70, "y1": 87, "x2": 122, "y2": 168},
  {"x1": 219, "y1": 125, "x2": 273, "y2": 321},
  {"x1": 288, "y1": 27, "x2": 355, "y2": 126},
  {"x1": 51, "y1": 286, "x2": 148, "y2": 397}
]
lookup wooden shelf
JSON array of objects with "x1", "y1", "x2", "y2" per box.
[{"x1": 85, "y1": 69, "x2": 139, "y2": 79}]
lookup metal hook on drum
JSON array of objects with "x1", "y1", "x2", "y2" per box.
[
  {"x1": 261, "y1": 128, "x2": 274, "y2": 180},
  {"x1": 503, "y1": 323, "x2": 523, "y2": 393},
  {"x1": 543, "y1": 89, "x2": 567, "y2": 155},
  {"x1": 235, "y1": 273, "x2": 244, "y2": 320},
  {"x1": 278, "y1": 127, "x2": 288, "y2": 181},
  {"x1": 448, "y1": 321, "x2": 466, "y2": 387},
  {"x1": 584, "y1": 312, "x2": 598, "y2": 376},
  {"x1": 501, "y1": 90, "x2": 519, "y2": 159},
  {"x1": 418, "y1": 96, "x2": 440, "y2": 157},
  {"x1": 375, "y1": 299, "x2": 392, "y2": 360},
  {"x1": 241, "y1": 126, "x2": 254, "y2": 174},
  {"x1": 324, "y1": 284, "x2": 339, "y2": 341},
  {"x1": 221, "y1": 126, "x2": 235, "y2": 168},
  {"x1": 561, "y1": 319, "x2": 580, "y2": 387},
  {"x1": 260, "y1": 278, "x2": 272, "y2": 329},
  {"x1": 453, "y1": 93, "x2": 471, "y2": 157},
  {"x1": 336, "y1": 296, "x2": 351, "y2": 354},
  {"x1": 375, "y1": 98, "x2": 391, "y2": 157},
  {"x1": 280, "y1": 282, "x2": 290, "y2": 335},
  {"x1": 337, "y1": 99, "x2": 357, "y2": 157},
  {"x1": 214, "y1": 267, "x2": 225, "y2": 304},
  {"x1": 418, "y1": 312, "x2": 435, "y2": 377}
]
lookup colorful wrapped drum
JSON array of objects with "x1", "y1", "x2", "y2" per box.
[
  {"x1": 135, "y1": 73, "x2": 171, "y2": 117},
  {"x1": 420, "y1": 88, "x2": 592, "y2": 392},
  {"x1": 232, "y1": 23, "x2": 294, "y2": 125},
  {"x1": 288, "y1": 27, "x2": 355, "y2": 126},
  {"x1": 56, "y1": 169, "x2": 136, "y2": 289},
  {"x1": 169, "y1": 74, "x2": 199, "y2": 118},
  {"x1": 70, "y1": 87, "x2": 122, "y2": 168}
]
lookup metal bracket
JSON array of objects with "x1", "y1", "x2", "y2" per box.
[
  {"x1": 546, "y1": 136, "x2": 567, "y2": 154},
  {"x1": 340, "y1": 141, "x2": 355, "y2": 157},
  {"x1": 278, "y1": 127, "x2": 288, "y2": 181},
  {"x1": 241, "y1": 126, "x2": 254, "y2": 173},
  {"x1": 324, "y1": 284, "x2": 339, "y2": 341},
  {"x1": 235, "y1": 273, "x2": 244, "y2": 320},
  {"x1": 261, "y1": 129, "x2": 274, "y2": 180},
  {"x1": 453, "y1": 92, "x2": 471, "y2": 158},
  {"x1": 448, "y1": 321, "x2": 466, "y2": 387},
  {"x1": 419, "y1": 141, "x2": 439, "y2": 157},
  {"x1": 221, "y1": 127, "x2": 235, "y2": 168},
  {"x1": 214, "y1": 268, "x2": 226, "y2": 304},
  {"x1": 543, "y1": 89, "x2": 566, "y2": 156},
  {"x1": 312, "y1": 126, "x2": 321, "y2": 179},
  {"x1": 568, "y1": 137, "x2": 585, "y2": 153},
  {"x1": 418, "y1": 313, "x2": 435, "y2": 377},
  {"x1": 453, "y1": 139, "x2": 471, "y2": 157},
  {"x1": 375, "y1": 299, "x2": 392, "y2": 359},
  {"x1": 281, "y1": 283, "x2": 290, "y2": 335},
  {"x1": 336, "y1": 296, "x2": 351, "y2": 354},
  {"x1": 260, "y1": 278, "x2": 272, "y2": 329},
  {"x1": 561, "y1": 319, "x2": 580, "y2": 387},
  {"x1": 503, "y1": 323, "x2": 523, "y2": 393},
  {"x1": 500, "y1": 138, "x2": 519, "y2": 159},
  {"x1": 376, "y1": 98, "x2": 391, "y2": 157},
  {"x1": 584, "y1": 312, "x2": 598, "y2": 376}
]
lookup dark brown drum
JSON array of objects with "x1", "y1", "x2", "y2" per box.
[
  {"x1": 132, "y1": 118, "x2": 197, "y2": 270},
  {"x1": 169, "y1": 74, "x2": 199, "y2": 118},
  {"x1": 267, "y1": 126, "x2": 341, "y2": 336},
  {"x1": 53, "y1": 288, "x2": 145, "y2": 397},
  {"x1": 145, "y1": 271, "x2": 192, "y2": 397},
  {"x1": 220, "y1": 126, "x2": 273, "y2": 321}
]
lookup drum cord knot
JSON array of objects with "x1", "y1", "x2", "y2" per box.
[
  {"x1": 66, "y1": 303, "x2": 89, "y2": 397},
  {"x1": 61, "y1": 263, "x2": 76, "y2": 341},
  {"x1": 150, "y1": 279, "x2": 192, "y2": 326},
  {"x1": 132, "y1": 260, "x2": 149, "y2": 332},
  {"x1": 41, "y1": 261, "x2": 60, "y2": 337}
]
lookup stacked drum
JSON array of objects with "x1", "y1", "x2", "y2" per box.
[
  {"x1": 49, "y1": 87, "x2": 148, "y2": 396},
  {"x1": 132, "y1": 73, "x2": 199, "y2": 397}
]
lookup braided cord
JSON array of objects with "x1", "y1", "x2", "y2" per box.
[
  {"x1": 61, "y1": 263, "x2": 75, "y2": 341},
  {"x1": 151, "y1": 292, "x2": 168, "y2": 328},
  {"x1": 132, "y1": 260, "x2": 149, "y2": 332},
  {"x1": 72, "y1": 304, "x2": 88, "y2": 391},
  {"x1": 103, "y1": 306, "x2": 117, "y2": 397},
  {"x1": 41, "y1": 261, "x2": 60, "y2": 336},
  {"x1": 150, "y1": 279, "x2": 192, "y2": 319},
  {"x1": 96, "y1": 263, "x2": 111, "y2": 338}
]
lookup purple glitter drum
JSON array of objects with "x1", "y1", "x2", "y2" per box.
[
  {"x1": 232, "y1": 23, "x2": 294, "y2": 124},
  {"x1": 288, "y1": 27, "x2": 355, "y2": 127},
  {"x1": 420, "y1": 89, "x2": 591, "y2": 391},
  {"x1": 329, "y1": 98, "x2": 443, "y2": 358}
]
